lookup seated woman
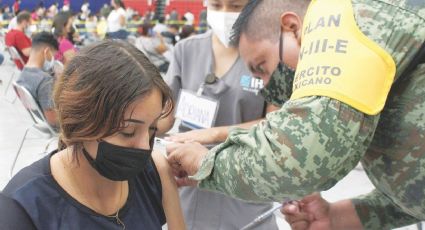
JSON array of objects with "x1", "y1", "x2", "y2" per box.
[
  {"x1": 52, "y1": 11, "x2": 77, "y2": 65},
  {"x1": 3, "y1": 40, "x2": 185, "y2": 230}
]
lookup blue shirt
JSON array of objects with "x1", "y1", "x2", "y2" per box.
[{"x1": 3, "y1": 151, "x2": 166, "y2": 230}]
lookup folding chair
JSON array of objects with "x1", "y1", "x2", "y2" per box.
[
  {"x1": 11, "y1": 82, "x2": 57, "y2": 178},
  {"x1": 4, "y1": 47, "x2": 25, "y2": 97}
]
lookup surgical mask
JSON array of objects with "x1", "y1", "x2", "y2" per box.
[
  {"x1": 260, "y1": 31, "x2": 296, "y2": 106},
  {"x1": 43, "y1": 52, "x2": 55, "y2": 72},
  {"x1": 207, "y1": 10, "x2": 240, "y2": 47},
  {"x1": 82, "y1": 136, "x2": 155, "y2": 181}
]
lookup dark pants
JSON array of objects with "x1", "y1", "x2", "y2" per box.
[{"x1": 106, "y1": 30, "x2": 129, "y2": 40}]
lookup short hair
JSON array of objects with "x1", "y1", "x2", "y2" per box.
[
  {"x1": 17, "y1": 11, "x2": 31, "y2": 24},
  {"x1": 31, "y1": 32, "x2": 59, "y2": 51},
  {"x1": 231, "y1": 0, "x2": 310, "y2": 47},
  {"x1": 54, "y1": 40, "x2": 173, "y2": 156}
]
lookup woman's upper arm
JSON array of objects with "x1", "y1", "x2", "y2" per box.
[{"x1": 152, "y1": 151, "x2": 185, "y2": 230}]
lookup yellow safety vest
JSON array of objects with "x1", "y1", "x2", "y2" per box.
[{"x1": 290, "y1": 0, "x2": 396, "y2": 115}]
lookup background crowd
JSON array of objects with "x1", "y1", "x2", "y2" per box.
[{"x1": 0, "y1": 0, "x2": 207, "y2": 74}]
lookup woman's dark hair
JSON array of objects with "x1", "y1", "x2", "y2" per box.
[
  {"x1": 52, "y1": 11, "x2": 71, "y2": 37},
  {"x1": 53, "y1": 40, "x2": 173, "y2": 155},
  {"x1": 114, "y1": 0, "x2": 125, "y2": 9}
]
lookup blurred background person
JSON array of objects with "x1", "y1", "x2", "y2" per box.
[
  {"x1": 12, "y1": 0, "x2": 20, "y2": 15},
  {"x1": 96, "y1": 16, "x2": 108, "y2": 40},
  {"x1": 100, "y1": 3, "x2": 112, "y2": 19},
  {"x1": 52, "y1": 11, "x2": 76, "y2": 65},
  {"x1": 198, "y1": 8, "x2": 208, "y2": 34},
  {"x1": 16, "y1": 32, "x2": 59, "y2": 127},
  {"x1": 62, "y1": 0, "x2": 70, "y2": 12},
  {"x1": 5, "y1": 11, "x2": 31, "y2": 70},
  {"x1": 161, "y1": 24, "x2": 180, "y2": 46},
  {"x1": 153, "y1": 17, "x2": 167, "y2": 35},
  {"x1": 1, "y1": 6, "x2": 13, "y2": 20},
  {"x1": 183, "y1": 9, "x2": 194, "y2": 25},
  {"x1": 85, "y1": 14, "x2": 99, "y2": 44},
  {"x1": 135, "y1": 23, "x2": 170, "y2": 74},
  {"x1": 47, "y1": 2, "x2": 58, "y2": 19},
  {"x1": 106, "y1": 0, "x2": 128, "y2": 40},
  {"x1": 169, "y1": 8, "x2": 179, "y2": 23},
  {"x1": 80, "y1": 0, "x2": 90, "y2": 21}
]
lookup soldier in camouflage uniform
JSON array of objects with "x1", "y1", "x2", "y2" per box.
[{"x1": 167, "y1": 0, "x2": 425, "y2": 228}]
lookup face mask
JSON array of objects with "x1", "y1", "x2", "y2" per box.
[
  {"x1": 43, "y1": 51, "x2": 55, "y2": 72},
  {"x1": 207, "y1": 9, "x2": 240, "y2": 47},
  {"x1": 260, "y1": 31, "x2": 296, "y2": 106},
  {"x1": 82, "y1": 135, "x2": 155, "y2": 181}
]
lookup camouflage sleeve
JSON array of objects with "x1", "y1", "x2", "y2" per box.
[
  {"x1": 192, "y1": 96, "x2": 379, "y2": 202},
  {"x1": 352, "y1": 190, "x2": 420, "y2": 229}
]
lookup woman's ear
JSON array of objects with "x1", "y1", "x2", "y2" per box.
[{"x1": 280, "y1": 12, "x2": 303, "y2": 43}]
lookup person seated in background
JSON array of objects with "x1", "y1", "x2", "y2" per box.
[
  {"x1": 3, "y1": 40, "x2": 185, "y2": 230},
  {"x1": 135, "y1": 23, "x2": 170, "y2": 74},
  {"x1": 106, "y1": 0, "x2": 128, "y2": 40},
  {"x1": 16, "y1": 31, "x2": 58, "y2": 127},
  {"x1": 52, "y1": 11, "x2": 76, "y2": 65},
  {"x1": 5, "y1": 11, "x2": 32, "y2": 70}
]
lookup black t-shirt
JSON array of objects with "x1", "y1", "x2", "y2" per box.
[
  {"x1": 3, "y1": 151, "x2": 166, "y2": 230},
  {"x1": 0, "y1": 193, "x2": 36, "y2": 230}
]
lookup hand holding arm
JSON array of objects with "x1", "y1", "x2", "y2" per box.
[{"x1": 166, "y1": 142, "x2": 208, "y2": 187}]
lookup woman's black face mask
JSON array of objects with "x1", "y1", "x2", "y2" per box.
[{"x1": 82, "y1": 134, "x2": 155, "y2": 181}]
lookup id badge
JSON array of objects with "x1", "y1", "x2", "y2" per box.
[{"x1": 175, "y1": 89, "x2": 219, "y2": 129}]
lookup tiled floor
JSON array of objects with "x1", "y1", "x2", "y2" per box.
[{"x1": 0, "y1": 54, "x2": 420, "y2": 229}]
